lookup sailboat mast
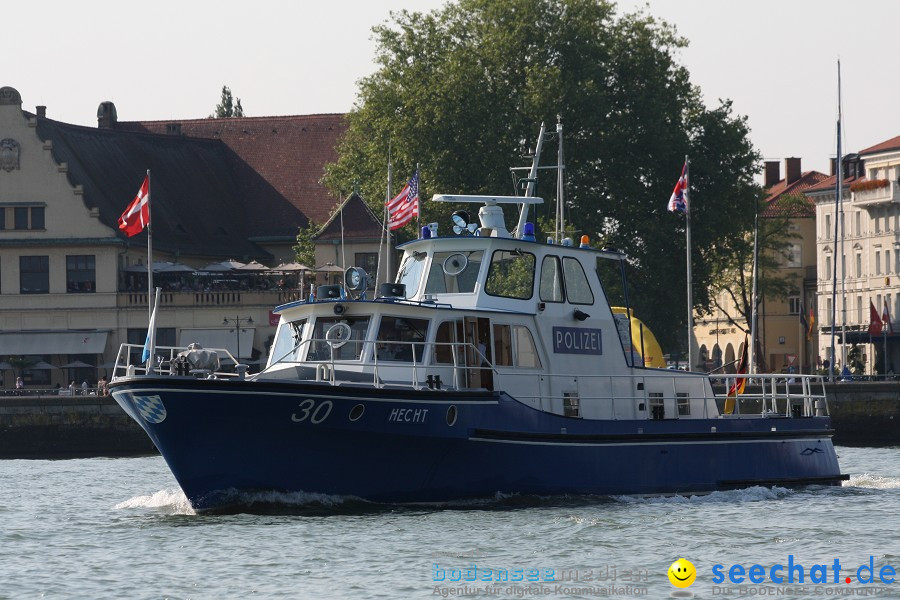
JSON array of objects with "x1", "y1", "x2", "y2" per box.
[{"x1": 829, "y1": 60, "x2": 843, "y2": 382}]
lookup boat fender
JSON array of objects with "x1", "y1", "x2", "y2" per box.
[{"x1": 815, "y1": 398, "x2": 826, "y2": 417}]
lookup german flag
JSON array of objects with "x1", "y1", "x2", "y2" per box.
[{"x1": 724, "y1": 335, "x2": 749, "y2": 415}]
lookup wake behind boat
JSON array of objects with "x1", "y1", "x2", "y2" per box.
[{"x1": 109, "y1": 130, "x2": 845, "y2": 512}]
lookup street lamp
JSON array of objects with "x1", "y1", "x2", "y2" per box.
[{"x1": 223, "y1": 315, "x2": 253, "y2": 366}]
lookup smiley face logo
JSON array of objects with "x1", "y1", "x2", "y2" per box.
[{"x1": 668, "y1": 558, "x2": 696, "y2": 588}]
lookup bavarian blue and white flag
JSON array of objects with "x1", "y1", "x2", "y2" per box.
[{"x1": 141, "y1": 291, "x2": 160, "y2": 365}]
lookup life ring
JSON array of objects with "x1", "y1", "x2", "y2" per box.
[{"x1": 325, "y1": 322, "x2": 352, "y2": 348}]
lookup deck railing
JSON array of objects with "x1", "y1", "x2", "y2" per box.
[{"x1": 112, "y1": 341, "x2": 829, "y2": 419}]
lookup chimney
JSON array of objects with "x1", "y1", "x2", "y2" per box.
[
  {"x1": 785, "y1": 157, "x2": 801, "y2": 185},
  {"x1": 764, "y1": 160, "x2": 780, "y2": 188},
  {"x1": 97, "y1": 101, "x2": 118, "y2": 129},
  {"x1": 165, "y1": 123, "x2": 182, "y2": 136},
  {"x1": 36, "y1": 105, "x2": 46, "y2": 118}
]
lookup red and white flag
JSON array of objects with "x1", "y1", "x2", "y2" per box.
[
  {"x1": 667, "y1": 162, "x2": 688, "y2": 213},
  {"x1": 386, "y1": 170, "x2": 419, "y2": 230},
  {"x1": 118, "y1": 175, "x2": 150, "y2": 237},
  {"x1": 883, "y1": 302, "x2": 894, "y2": 335},
  {"x1": 868, "y1": 300, "x2": 883, "y2": 336}
]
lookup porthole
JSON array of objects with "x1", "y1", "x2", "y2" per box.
[
  {"x1": 446, "y1": 405, "x2": 458, "y2": 427},
  {"x1": 349, "y1": 404, "x2": 365, "y2": 422}
]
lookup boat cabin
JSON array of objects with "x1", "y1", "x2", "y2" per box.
[{"x1": 262, "y1": 195, "x2": 720, "y2": 421}]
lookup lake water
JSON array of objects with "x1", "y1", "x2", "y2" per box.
[{"x1": 1, "y1": 446, "x2": 899, "y2": 599}]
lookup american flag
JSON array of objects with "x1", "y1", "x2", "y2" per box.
[{"x1": 386, "y1": 170, "x2": 419, "y2": 230}]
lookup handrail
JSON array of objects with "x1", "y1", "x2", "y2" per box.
[
  {"x1": 112, "y1": 344, "x2": 242, "y2": 380},
  {"x1": 263, "y1": 337, "x2": 496, "y2": 390},
  {"x1": 111, "y1": 342, "x2": 830, "y2": 420}
]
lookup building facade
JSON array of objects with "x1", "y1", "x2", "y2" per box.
[
  {"x1": 693, "y1": 158, "x2": 826, "y2": 374},
  {"x1": 809, "y1": 137, "x2": 900, "y2": 375},
  {"x1": 0, "y1": 85, "x2": 386, "y2": 389}
]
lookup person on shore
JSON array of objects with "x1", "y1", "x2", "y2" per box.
[
  {"x1": 81, "y1": 379, "x2": 89, "y2": 395},
  {"x1": 68, "y1": 381, "x2": 76, "y2": 395},
  {"x1": 98, "y1": 376, "x2": 109, "y2": 396},
  {"x1": 15, "y1": 376, "x2": 23, "y2": 396}
]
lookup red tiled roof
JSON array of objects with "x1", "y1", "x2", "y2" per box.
[
  {"x1": 803, "y1": 172, "x2": 862, "y2": 194},
  {"x1": 118, "y1": 114, "x2": 347, "y2": 239},
  {"x1": 761, "y1": 170, "x2": 828, "y2": 217},
  {"x1": 314, "y1": 192, "x2": 385, "y2": 241},
  {"x1": 859, "y1": 135, "x2": 900, "y2": 156}
]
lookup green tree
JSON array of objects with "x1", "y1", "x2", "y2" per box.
[
  {"x1": 325, "y1": 0, "x2": 762, "y2": 352},
  {"x1": 212, "y1": 85, "x2": 244, "y2": 118},
  {"x1": 293, "y1": 220, "x2": 320, "y2": 268}
]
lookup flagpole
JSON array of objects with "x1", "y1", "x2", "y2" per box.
[
  {"x1": 685, "y1": 155, "x2": 693, "y2": 371},
  {"x1": 416, "y1": 162, "x2": 421, "y2": 234},
  {"x1": 750, "y1": 205, "x2": 759, "y2": 375},
  {"x1": 146, "y1": 169, "x2": 153, "y2": 322},
  {"x1": 829, "y1": 61, "x2": 842, "y2": 382},
  {"x1": 385, "y1": 147, "x2": 393, "y2": 284}
]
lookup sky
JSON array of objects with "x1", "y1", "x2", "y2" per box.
[{"x1": 6, "y1": 0, "x2": 900, "y2": 176}]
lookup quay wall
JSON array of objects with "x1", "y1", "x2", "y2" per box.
[
  {"x1": 825, "y1": 382, "x2": 900, "y2": 447},
  {"x1": 0, "y1": 383, "x2": 897, "y2": 458},
  {"x1": 0, "y1": 396, "x2": 156, "y2": 458}
]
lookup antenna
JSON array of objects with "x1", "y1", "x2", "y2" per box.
[{"x1": 555, "y1": 115, "x2": 565, "y2": 243}]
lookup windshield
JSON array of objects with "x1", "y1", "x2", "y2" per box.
[
  {"x1": 425, "y1": 251, "x2": 482, "y2": 294},
  {"x1": 396, "y1": 252, "x2": 426, "y2": 297},
  {"x1": 269, "y1": 318, "x2": 307, "y2": 365},
  {"x1": 307, "y1": 317, "x2": 370, "y2": 361}
]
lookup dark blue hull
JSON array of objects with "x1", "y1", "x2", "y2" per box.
[{"x1": 110, "y1": 377, "x2": 845, "y2": 511}]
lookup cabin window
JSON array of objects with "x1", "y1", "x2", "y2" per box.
[
  {"x1": 485, "y1": 249, "x2": 535, "y2": 300},
  {"x1": 493, "y1": 324, "x2": 513, "y2": 366},
  {"x1": 397, "y1": 252, "x2": 427, "y2": 297},
  {"x1": 308, "y1": 317, "x2": 370, "y2": 361},
  {"x1": 433, "y1": 320, "x2": 462, "y2": 364},
  {"x1": 375, "y1": 316, "x2": 429, "y2": 363},
  {"x1": 491, "y1": 323, "x2": 541, "y2": 369},
  {"x1": 539, "y1": 255, "x2": 564, "y2": 302},
  {"x1": 270, "y1": 318, "x2": 307, "y2": 363},
  {"x1": 677, "y1": 392, "x2": 690, "y2": 416},
  {"x1": 513, "y1": 326, "x2": 541, "y2": 368},
  {"x1": 649, "y1": 392, "x2": 664, "y2": 420},
  {"x1": 425, "y1": 251, "x2": 483, "y2": 294},
  {"x1": 562, "y1": 257, "x2": 594, "y2": 305}
]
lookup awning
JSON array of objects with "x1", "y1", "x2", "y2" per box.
[
  {"x1": 178, "y1": 328, "x2": 255, "y2": 359},
  {"x1": 839, "y1": 331, "x2": 900, "y2": 344},
  {"x1": 0, "y1": 331, "x2": 109, "y2": 355}
]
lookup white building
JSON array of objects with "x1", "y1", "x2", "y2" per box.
[{"x1": 809, "y1": 136, "x2": 900, "y2": 374}]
